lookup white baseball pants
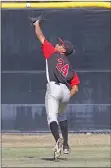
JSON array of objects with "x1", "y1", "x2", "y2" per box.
[{"x1": 45, "y1": 81, "x2": 71, "y2": 125}]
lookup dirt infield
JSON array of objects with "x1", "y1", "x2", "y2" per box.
[
  {"x1": 2, "y1": 133, "x2": 111, "y2": 167},
  {"x1": 2, "y1": 133, "x2": 110, "y2": 147}
]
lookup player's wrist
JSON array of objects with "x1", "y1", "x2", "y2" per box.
[{"x1": 33, "y1": 20, "x2": 39, "y2": 25}]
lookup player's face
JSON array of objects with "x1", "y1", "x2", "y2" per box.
[{"x1": 55, "y1": 44, "x2": 66, "y2": 54}]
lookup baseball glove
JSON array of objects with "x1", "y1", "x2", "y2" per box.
[{"x1": 29, "y1": 12, "x2": 46, "y2": 24}]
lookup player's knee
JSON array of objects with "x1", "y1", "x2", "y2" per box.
[
  {"x1": 48, "y1": 118, "x2": 58, "y2": 125},
  {"x1": 59, "y1": 120, "x2": 67, "y2": 130}
]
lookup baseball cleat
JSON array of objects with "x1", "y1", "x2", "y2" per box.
[
  {"x1": 63, "y1": 144, "x2": 71, "y2": 154},
  {"x1": 54, "y1": 138, "x2": 63, "y2": 160}
]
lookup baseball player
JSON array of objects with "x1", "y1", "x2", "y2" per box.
[{"x1": 30, "y1": 14, "x2": 80, "y2": 159}]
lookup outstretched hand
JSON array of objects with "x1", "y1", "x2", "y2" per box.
[{"x1": 29, "y1": 12, "x2": 46, "y2": 25}]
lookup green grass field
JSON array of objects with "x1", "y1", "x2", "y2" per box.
[{"x1": 2, "y1": 133, "x2": 110, "y2": 167}]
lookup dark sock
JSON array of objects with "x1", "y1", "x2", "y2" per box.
[
  {"x1": 50, "y1": 121, "x2": 60, "y2": 142},
  {"x1": 59, "y1": 120, "x2": 68, "y2": 146}
]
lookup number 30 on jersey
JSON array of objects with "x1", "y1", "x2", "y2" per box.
[{"x1": 56, "y1": 58, "x2": 69, "y2": 77}]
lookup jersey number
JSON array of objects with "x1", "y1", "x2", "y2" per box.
[{"x1": 56, "y1": 58, "x2": 69, "y2": 77}]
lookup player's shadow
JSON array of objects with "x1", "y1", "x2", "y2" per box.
[{"x1": 41, "y1": 157, "x2": 68, "y2": 161}]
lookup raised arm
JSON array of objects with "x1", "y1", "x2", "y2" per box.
[
  {"x1": 30, "y1": 15, "x2": 55, "y2": 59},
  {"x1": 33, "y1": 21, "x2": 45, "y2": 44}
]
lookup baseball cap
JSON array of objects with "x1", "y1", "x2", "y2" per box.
[{"x1": 58, "y1": 37, "x2": 75, "y2": 56}]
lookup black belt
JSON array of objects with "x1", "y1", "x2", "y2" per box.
[{"x1": 55, "y1": 82, "x2": 60, "y2": 85}]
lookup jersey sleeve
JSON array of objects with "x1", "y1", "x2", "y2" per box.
[
  {"x1": 41, "y1": 39, "x2": 55, "y2": 59},
  {"x1": 70, "y1": 72, "x2": 80, "y2": 88}
]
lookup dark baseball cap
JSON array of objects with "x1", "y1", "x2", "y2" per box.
[{"x1": 58, "y1": 37, "x2": 75, "y2": 56}]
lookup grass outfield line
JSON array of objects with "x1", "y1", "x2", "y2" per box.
[{"x1": 1, "y1": 134, "x2": 110, "y2": 167}]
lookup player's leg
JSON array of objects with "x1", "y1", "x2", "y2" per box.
[
  {"x1": 58, "y1": 104, "x2": 70, "y2": 154},
  {"x1": 45, "y1": 91, "x2": 60, "y2": 142},
  {"x1": 59, "y1": 83, "x2": 71, "y2": 154},
  {"x1": 58, "y1": 103, "x2": 68, "y2": 146},
  {"x1": 45, "y1": 82, "x2": 63, "y2": 158}
]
